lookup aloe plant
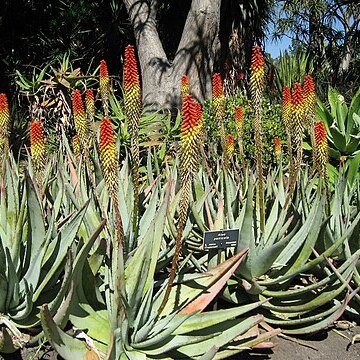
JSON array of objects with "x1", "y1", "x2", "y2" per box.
[
  {"x1": 41, "y1": 199, "x2": 278, "y2": 359},
  {"x1": 0, "y1": 154, "x2": 105, "y2": 353},
  {"x1": 317, "y1": 86, "x2": 360, "y2": 159},
  {"x1": 183, "y1": 163, "x2": 360, "y2": 334}
]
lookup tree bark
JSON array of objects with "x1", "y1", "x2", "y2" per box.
[{"x1": 123, "y1": 0, "x2": 221, "y2": 111}]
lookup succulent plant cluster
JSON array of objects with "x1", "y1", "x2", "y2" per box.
[{"x1": 0, "y1": 43, "x2": 359, "y2": 360}]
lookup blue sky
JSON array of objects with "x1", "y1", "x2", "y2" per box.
[{"x1": 265, "y1": 36, "x2": 292, "y2": 58}]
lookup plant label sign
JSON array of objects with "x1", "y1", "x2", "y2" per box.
[{"x1": 203, "y1": 229, "x2": 239, "y2": 250}]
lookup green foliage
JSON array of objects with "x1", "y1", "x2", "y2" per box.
[
  {"x1": 203, "y1": 94, "x2": 287, "y2": 168},
  {"x1": 271, "y1": 50, "x2": 314, "y2": 94},
  {"x1": 317, "y1": 86, "x2": 360, "y2": 159}
]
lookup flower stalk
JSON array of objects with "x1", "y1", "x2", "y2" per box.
[
  {"x1": 30, "y1": 119, "x2": 46, "y2": 187},
  {"x1": 290, "y1": 83, "x2": 305, "y2": 184},
  {"x1": 249, "y1": 45, "x2": 265, "y2": 232},
  {"x1": 72, "y1": 90, "x2": 90, "y2": 153},
  {"x1": 212, "y1": 73, "x2": 227, "y2": 166},
  {"x1": 123, "y1": 45, "x2": 142, "y2": 246},
  {"x1": 85, "y1": 88, "x2": 95, "y2": 141},
  {"x1": 0, "y1": 93, "x2": 10, "y2": 166},
  {"x1": 313, "y1": 121, "x2": 330, "y2": 211},
  {"x1": 273, "y1": 136, "x2": 282, "y2": 164},
  {"x1": 159, "y1": 94, "x2": 202, "y2": 313},
  {"x1": 303, "y1": 74, "x2": 316, "y2": 153},
  {"x1": 99, "y1": 118, "x2": 123, "y2": 243},
  {"x1": 235, "y1": 105, "x2": 246, "y2": 172},
  {"x1": 100, "y1": 60, "x2": 110, "y2": 118},
  {"x1": 281, "y1": 86, "x2": 293, "y2": 174}
]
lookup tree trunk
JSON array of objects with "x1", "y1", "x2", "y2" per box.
[{"x1": 123, "y1": 0, "x2": 221, "y2": 111}]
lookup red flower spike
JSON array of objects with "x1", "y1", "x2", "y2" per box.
[
  {"x1": 235, "y1": 106, "x2": 243, "y2": 127},
  {"x1": 303, "y1": 74, "x2": 316, "y2": 127},
  {"x1": 30, "y1": 119, "x2": 46, "y2": 170},
  {"x1": 123, "y1": 45, "x2": 141, "y2": 133},
  {"x1": 212, "y1": 73, "x2": 223, "y2": 99},
  {"x1": 291, "y1": 83, "x2": 305, "y2": 122},
  {"x1": 99, "y1": 118, "x2": 118, "y2": 194},
  {"x1": 314, "y1": 121, "x2": 328, "y2": 177},
  {"x1": 85, "y1": 89, "x2": 95, "y2": 114},
  {"x1": 303, "y1": 75, "x2": 315, "y2": 100},
  {"x1": 282, "y1": 86, "x2": 292, "y2": 128},
  {"x1": 72, "y1": 90, "x2": 89, "y2": 149},
  {"x1": 227, "y1": 134, "x2": 235, "y2": 157},
  {"x1": 0, "y1": 93, "x2": 10, "y2": 132},
  {"x1": 250, "y1": 45, "x2": 265, "y2": 94},
  {"x1": 181, "y1": 75, "x2": 190, "y2": 97},
  {"x1": 99, "y1": 59, "x2": 110, "y2": 116}
]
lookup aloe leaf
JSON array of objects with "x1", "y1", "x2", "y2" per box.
[
  {"x1": 0, "y1": 327, "x2": 21, "y2": 354},
  {"x1": 260, "y1": 270, "x2": 353, "y2": 315},
  {"x1": 284, "y1": 198, "x2": 325, "y2": 274},
  {"x1": 10, "y1": 281, "x2": 34, "y2": 324},
  {"x1": 70, "y1": 303, "x2": 110, "y2": 353},
  {"x1": 198, "y1": 346, "x2": 218, "y2": 360},
  {"x1": 23, "y1": 174, "x2": 46, "y2": 288},
  {"x1": 172, "y1": 315, "x2": 264, "y2": 358},
  {"x1": 174, "y1": 299, "x2": 269, "y2": 335},
  {"x1": 213, "y1": 328, "x2": 280, "y2": 359},
  {"x1": 33, "y1": 201, "x2": 91, "y2": 301},
  {"x1": 264, "y1": 302, "x2": 341, "y2": 326},
  {"x1": 259, "y1": 211, "x2": 360, "y2": 286},
  {"x1": 5, "y1": 248, "x2": 19, "y2": 311},
  {"x1": 224, "y1": 172, "x2": 236, "y2": 229},
  {"x1": 179, "y1": 248, "x2": 248, "y2": 314},
  {"x1": 155, "y1": 249, "x2": 248, "y2": 315},
  {"x1": 348, "y1": 87, "x2": 360, "y2": 135},
  {"x1": 41, "y1": 304, "x2": 93, "y2": 360},
  {"x1": 275, "y1": 194, "x2": 321, "y2": 266},
  {"x1": 347, "y1": 152, "x2": 360, "y2": 189},
  {"x1": 70, "y1": 219, "x2": 106, "y2": 307},
  {"x1": 138, "y1": 184, "x2": 159, "y2": 239},
  {"x1": 132, "y1": 313, "x2": 194, "y2": 350},
  {"x1": 263, "y1": 250, "x2": 360, "y2": 298},
  {"x1": 143, "y1": 332, "x2": 218, "y2": 357},
  {"x1": 235, "y1": 181, "x2": 255, "y2": 279},
  {"x1": 282, "y1": 290, "x2": 358, "y2": 334}
]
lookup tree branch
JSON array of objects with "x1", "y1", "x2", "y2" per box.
[{"x1": 173, "y1": 0, "x2": 221, "y2": 101}]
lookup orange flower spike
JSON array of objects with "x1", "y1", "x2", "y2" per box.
[
  {"x1": 72, "y1": 134, "x2": 81, "y2": 158},
  {"x1": 273, "y1": 136, "x2": 282, "y2": 161},
  {"x1": 235, "y1": 106, "x2": 244, "y2": 132},
  {"x1": 212, "y1": 73, "x2": 226, "y2": 147},
  {"x1": 72, "y1": 90, "x2": 89, "y2": 149},
  {"x1": 99, "y1": 60, "x2": 110, "y2": 115},
  {"x1": 0, "y1": 93, "x2": 10, "y2": 132},
  {"x1": 291, "y1": 83, "x2": 305, "y2": 133},
  {"x1": 181, "y1": 75, "x2": 190, "y2": 97},
  {"x1": 250, "y1": 45, "x2": 265, "y2": 95},
  {"x1": 303, "y1": 74, "x2": 316, "y2": 127},
  {"x1": 124, "y1": 45, "x2": 141, "y2": 128},
  {"x1": 180, "y1": 95, "x2": 202, "y2": 174},
  {"x1": 85, "y1": 89, "x2": 95, "y2": 120},
  {"x1": 303, "y1": 75, "x2": 315, "y2": 106},
  {"x1": 314, "y1": 121, "x2": 328, "y2": 171},
  {"x1": 227, "y1": 134, "x2": 235, "y2": 157},
  {"x1": 181, "y1": 95, "x2": 201, "y2": 140},
  {"x1": 282, "y1": 86, "x2": 291, "y2": 129},
  {"x1": 30, "y1": 119, "x2": 46, "y2": 169},
  {"x1": 212, "y1": 73, "x2": 223, "y2": 99},
  {"x1": 99, "y1": 118, "x2": 118, "y2": 193}
]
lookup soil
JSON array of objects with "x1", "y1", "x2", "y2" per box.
[
  {"x1": 1, "y1": 327, "x2": 360, "y2": 360},
  {"x1": 239, "y1": 326, "x2": 360, "y2": 360}
]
